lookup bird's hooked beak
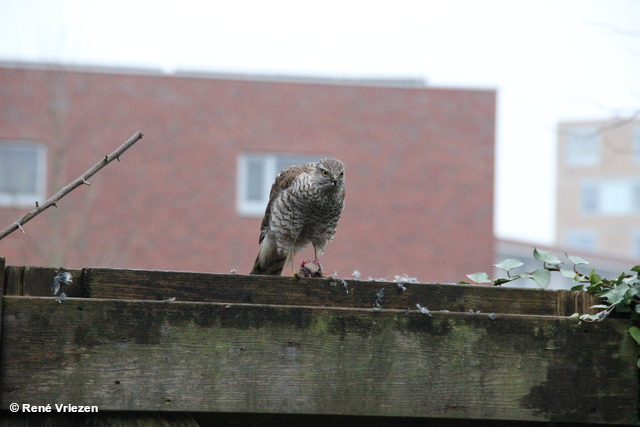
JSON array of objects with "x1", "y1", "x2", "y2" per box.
[{"x1": 331, "y1": 174, "x2": 340, "y2": 185}]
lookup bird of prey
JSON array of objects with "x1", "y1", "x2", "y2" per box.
[{"x1": 250, "y1": 157, "x2": 345, "y2": 276}]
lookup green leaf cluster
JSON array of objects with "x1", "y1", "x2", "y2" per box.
[
  {"x1": 465, "y1": 249, "x2": 640, "y2": 367},
  {"x1": 462, "y1": 248, "x2": 640, "y2": 322},
  {"x1": 465, "y1": 248, "x2": 576, "y2": 289}
]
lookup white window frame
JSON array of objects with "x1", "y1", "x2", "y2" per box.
[
  {"x1": 0, "y1": 142, "x2": 47, "y2": 208},
  {"x1": 236, "y1": 153, "x2": 322, "y2": 216}
]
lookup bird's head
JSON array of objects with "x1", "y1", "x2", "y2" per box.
[{"x1": 316, "y1": 158, "x2": 345, "y2": 188}]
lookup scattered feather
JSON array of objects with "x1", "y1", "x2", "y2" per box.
[
  {"x1": 352, "y1": 269, "x2": 361, "y2": 280},
  {"x1": 163, "y1": 297, "x2": 176, "y2": 302},
  {"x1": 340, "y1": 279, "x2": 349, "y2": 294},
  {"x1": 373, "y1": 288, "x2": 385, "y2": 308},
  {"x1": 416, "y1": 303, "x2": 432, "y2": 317},
  {"x1": 52, "y1": 270, "x2": 73, "y2": 298},
  {"x1": 394, "y1": 275, "x2": 418, "y2": 283}
]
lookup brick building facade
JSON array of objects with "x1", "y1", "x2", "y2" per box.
[{"x1": 0, "y1": 63, "x2": 495, "y2": 283}]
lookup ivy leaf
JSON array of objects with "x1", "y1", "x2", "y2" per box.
[
  {"x1": 566, "y1": 254, "x2": 589, "y2": 265},
  {"x1": 533, "y1": 248, "x2": 562, "y2": 266},
  {"x1": 530, "y1": 269, "x2": 551, "y2": 288},
  {"x1": 570, "y1": 284, "x2": 584, "y2": 291},
  {"x1": 629, "y1": 326, "x2": 640, "y2": 345},
  {"x1": 599, "y1": 283, "x2": 630, "y2": 305},
  {"x1": 494, "y1": 259, "x2": 524, "y2": 272},
  {"x1": 466, "y1": 272, "x2": 492, "y2": 284},
  {"x1": 625, "y1": 287, "x2": 638, "y2": 305},
  {"x1": 590, "y1": 270, "x2": 602, "y2": 286},
  {"x1": 631, "y1": 266, "x2": 640, "y2": 273},
  {"x1": 560, "y1": 268, "x2": 577, "y2": 279}
]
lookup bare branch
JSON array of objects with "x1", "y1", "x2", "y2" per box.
[
  {"x1": 596, "y1": 110, "x2": 640, "y2": 134},
  {"x1": 0, "y1": 130, "x2": 144, "y2": 241},
  {"x1": 560, "y1": 110, "x2": 640, "y2": 140}
]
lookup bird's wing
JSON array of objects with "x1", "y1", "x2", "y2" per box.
[{"x1": 258, "y1": 163, "x2": 315, "y2": 244}]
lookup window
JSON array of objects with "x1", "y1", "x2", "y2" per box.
[
  {"x1": 634, "y1": 125, "x2": 640, "y2": 163},
  {"x1": 0, "y1": 142, "x2": 46, "y2": 207},
  {"x1": 564, "y1": 127, "x2": 599, "y2": 166},
  {"x1": 564, "y1": 229, "x2": 597, "y2": 252},
  {"x1": 237, "y1": 153, "x2": 322, "y2": 216},
  {"x1": 581, "y1": 182, "x2": 599, "y2": 213},
  {"x1": 581, "y1": 180, "x2": 640, "y2": 215},
  {"x1": 633, "y1": 184, "x2": 640, "y2": 212}
]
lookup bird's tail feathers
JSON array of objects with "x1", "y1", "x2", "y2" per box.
[{"x1": 250, "y1": 235, "x2": 288, "y2": 275}]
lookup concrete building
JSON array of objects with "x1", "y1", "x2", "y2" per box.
[{"x1": 0, "y1": 62, "x2": 495, "y2": 283}]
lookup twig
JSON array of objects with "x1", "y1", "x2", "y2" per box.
[{"x1": 0, "y1": 131, "x2": 144, "y2": 241}]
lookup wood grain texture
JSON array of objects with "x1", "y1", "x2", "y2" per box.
[
  {"x1": 84, "y1": 268, "x2": 601, "y2": 316},
  {"x1": 0, "y1": 412, "x2": 199, "y2": 427},
  {"x1": 0, "y1": 258, "x2": 4, "y2": 350},
  {"x1": 1, "y1": 296, "x2": 636, "y2": 424},
  {"x1": 3, "y1": 266, "x2": 85, "y2": 297}
]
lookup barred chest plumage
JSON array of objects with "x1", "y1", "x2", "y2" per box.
[
  {"x1": 272, "y1": 172, "x2": 344, "y2": 255},
  {"x1": 250, "y1": 157, "x2": 345, "y2": 276}
]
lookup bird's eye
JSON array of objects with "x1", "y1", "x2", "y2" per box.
[
  {"x1": 339, "y1": 172, "x2": 344, "y2": 178},
  {"x1": 322, "y1": 170, "x2": 329, "y2": 176}
]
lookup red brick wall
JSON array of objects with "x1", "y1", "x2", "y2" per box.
[{"x1": 0, "y1": 64, "x2": 495, "y2": 283}]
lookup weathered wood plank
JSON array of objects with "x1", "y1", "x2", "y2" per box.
[
  {"x1": 3, "y1": 266, "x2": 85, "y2": 297},
  {"x1": 1, "y1": 296, "x2": 635, "y2": 424},
  {"x1": 0, "y1": 412, "x2": 200, "y2": 427},
  {"x1": 3, "y1": 266, "x2": 22, "y2": 296},
  {"x1": 84, "y1": 268, "x2": 600, "y2": 316},
  {"x1": 0, "y1": 257, "x2": 5, "y2": 351}
]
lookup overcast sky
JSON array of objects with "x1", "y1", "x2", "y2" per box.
[{"x1": 1, "y1": 0, "x2": 639, "y2": 245}]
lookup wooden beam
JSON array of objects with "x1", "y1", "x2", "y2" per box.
[
  {"x1": 0, "y1": 257, "x2": 5, "y2": 354},
  {"x1": 3, "y1": 266, "x2": 85, "y2": 297},
  {"x1": 84, "y1": 268, "x2": 600, "y2": 316},
  {"x1": 0, "y1": 412, "x2": 200, "y2": 427},
  {"x1": 1, "y1": 296, "x2": 636, "y2": 424}
]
